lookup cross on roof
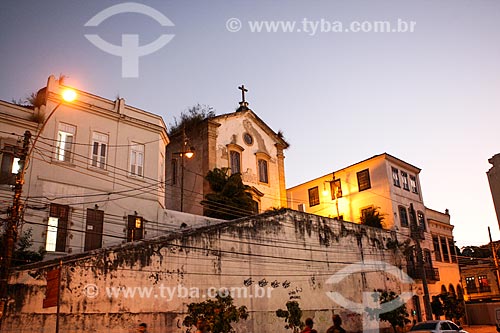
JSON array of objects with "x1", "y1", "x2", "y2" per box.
[{"x1": 238, "y1": 85, "x2": 248, "y2": 103}]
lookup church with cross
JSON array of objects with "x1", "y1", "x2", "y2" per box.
[{"x1": 164, "y1": 86, "x2": 289, "y2": 216}]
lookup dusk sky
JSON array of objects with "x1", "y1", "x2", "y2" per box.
[{"x1": 1, "y1": 0, "x2": 499, "y2": 248}]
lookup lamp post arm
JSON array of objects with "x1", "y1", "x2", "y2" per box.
[{"x1": 24, "y1": 102, "x2": 62, "y2": 171}]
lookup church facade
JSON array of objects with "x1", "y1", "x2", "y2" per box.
[{"x1": 165, "y1": 88, "x2": 288, "y2": 216}]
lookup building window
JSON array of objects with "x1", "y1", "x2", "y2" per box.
[
  {"x1": 56, "y1": 123, "x2": 75, "y2": 162},
  {"x1": 424, "y1": 249, "x2": 433, "y2": 267},
  {"x1": 440, "y1": 236, "x2": 449, "y2": 262},
  {"x1": 465, "y1": 276, "x2": 477, "y2": 294},
  {"x1": 252, "y1": 200, "x2": 259, "y2": 213},
  {"x1": 258, "y1": 159, "x2": 268, "y2": 183},
  {"x1": 410, "y1": 175, "x2": 418, "y2": 193},
  {"x1": 0, "y1": 144, "x2": 19, "y2": 185},
  {"x1": 433, "y1": 236, "x2": 442, "y2": 262},
  {"x1": 127, "y1": 215, "x2": 144, "y2": 242},
  {"x1": 229, "y1": 150, "x2": 241, "y2": 175},
  {"x1": 478, "y1": 275, "x2": 490, "y2": 293},
  {"x1": 330, "y1": 179, "x2": 342, "y2": 199},
  {"x1": 401, "y1": 171, "x2": 409, "y2": 191},
  {"x1": 130, "y1": 143, "x2": 144, "y2": 177},
  {"x1": 243, "y1": 133, "x2": 253, "y2": 145},
  {"x1": 392, "y1": 167, "x2": 400, "y2": 187},
  {"x1": 171, "y1": 159, "x2": 177, "y2": 185},
  {"x1": 160, "y1": 153, "x2": 165, "y2": 189},
  {"x1": 417, "y1": 211, "x2": 426, "y2": 231},
  {"x1": 449, "y1": 238, "x2": 457, "y2": 263},
  {"x1": 308, "y1": 186, "x2": 320, "y2": 207},
  {"x1": 91, "y1": 132, "x2": 108, "y2": 169},
  {"x1": 357, "y1": 169, "x2": 371, "y2": 192},
  {"x1": 399, "y1": 206, "x2": 409, "y2": 227},
  {"x1": 46, "y1": 204, "x2": 69, "y2": 252}
]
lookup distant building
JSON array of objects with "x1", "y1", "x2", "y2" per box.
[
  {"x1": 487, "y1": 153, "x2": 500, "y2": 230},
  {"x1": 460, "y1": 257, "x2": 500, "y2": 302},
  {"x1": 165, "y1": 95, "x2": 288, "y2": 216},
  {"x1": 287, "y1": 153, "x2": 461, "y2": 321},
  {"x1": 427, "y1": 208, "x2": 462, "y2": 299},
  {"x1": 0, "y1": 75, "x2": 169, "y2": 259}
]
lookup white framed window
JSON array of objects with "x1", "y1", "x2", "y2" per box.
[
  {"x1": 56, "y1": 123, "x2": 76, "y2": 162},
  {"x1": 401, "y1": 171, "x2": 409, "y2": 191},
  {"x1": 91, "y1": 132, "x2": 108, "y2": 169},
  {"x1": 392, "y1": 167, "x2": 400, "y2": 187},
  {"x1": 130, "y1": 143, "x2": 144, "y2": 177},
  {"x1": 410, "y1": 175, "x2": 418, "y2": 193}
]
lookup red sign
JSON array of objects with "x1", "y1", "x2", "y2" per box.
[{"x1": 43, "y1": 268, "x2": 60, "y2": 308}]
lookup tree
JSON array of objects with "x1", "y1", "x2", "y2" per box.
[
  {"x1": 169, "y1": 104, "x2": 215, "y2": 136},
  {"x1": 182, "y1": 292, "x2": 248, "y2": 333},
  {"x1": 276, "y1": 301, "x2": 303, "y2": 333},
  {"x1": 460, "y1": 245, "x2": 491, "y2": 258},
  {"x1": 201, "y1": 168, "x2": 255, "y2": 220},
  {"x1": 0, "y1": 228, "x2": 45, "y2": 266},
  {"x1": 366, "y1": 289, "x2": 410, "y2": 333},
  {"x1": 360, "y1": 207, "x2": 385, "y2": 229},
  {"x1": 440, "y1": 288, "x2": 464, "y2": 323},
  {"x1": 431, "y1": 295, "x2": 444, "y2": 320},
  {"x1": 11, "y1": 92, "x2": 38, "y2": 108}
]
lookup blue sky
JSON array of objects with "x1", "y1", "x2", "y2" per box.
[{"x1": 1, "y1": 0, "x2": 499, "y2": 247}]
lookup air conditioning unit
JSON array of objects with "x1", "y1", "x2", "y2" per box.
[{"x1": 298, "y1": 203, "x2": 306, "y2": 212}]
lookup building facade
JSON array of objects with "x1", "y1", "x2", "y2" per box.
[
  {"x1": 0, "y1": 75, "x2": 169, "y2": 259},
  {"x1": 487, "y1": 153, "x2": 500, "y2": 231},
  {"x1": 460, "y1": 257, "x2": 500, "y2": 302},
  {"x1": 287, "y1": 153, "x2": 461, "y2": 321},
  {"x1": 165, "y1": 100, "x2": 288, "y2": 216}
]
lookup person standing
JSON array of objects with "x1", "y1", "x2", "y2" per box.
[
  {"x1": 301, "y1": 318, "x2": 318, "y2": 333},
  {"x1": 326, "y1": 314, "x2": 346, "y2": 333},
  {"x1": 137, "y1": 323, "x2": 148, "y2": 333}
]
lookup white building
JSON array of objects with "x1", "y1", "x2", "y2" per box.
[{"x1": 1, "y1": 75, "x2": 170, "y2": 259}]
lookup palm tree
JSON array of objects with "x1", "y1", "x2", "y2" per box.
[{"x1": 360, "y1": 207, "x2": 385, "y2": 229}]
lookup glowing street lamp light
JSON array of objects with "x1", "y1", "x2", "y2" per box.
[
  {"x1": 26, "y1": 88, "x2": 77, "y2": 164},
  {"x1": 61, "y1": 88, "x2": 77, "y2": 102}
]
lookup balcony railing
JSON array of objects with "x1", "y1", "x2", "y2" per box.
[
  {"x1": 407, "y1": 266, "x2": 440, "y2": 281},
  {"x1": 480, "y1": 285, "x2": 492, "y2": 293},
  {"x1": 468, "y1": 285, "x2": 492, "y2": 294},
  {"x1": 410, "y1": 225, "x2": 425, "y2": 240}
]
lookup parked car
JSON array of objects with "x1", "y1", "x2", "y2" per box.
[{"x1": 409, "y1": 320, "x2": 468, "y2": 333}]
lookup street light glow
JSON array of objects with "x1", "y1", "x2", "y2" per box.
[{"x1": 62, "y1": 88, "x2": 77, "y2": 102}]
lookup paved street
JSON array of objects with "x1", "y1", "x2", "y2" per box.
[{"x1": 464, "y1": 325, "x2": 497, "y2": 333}]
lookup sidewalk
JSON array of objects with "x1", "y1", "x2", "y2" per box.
[{"x1": 463, "y1": 325, "x2": 497, "y2": 333}]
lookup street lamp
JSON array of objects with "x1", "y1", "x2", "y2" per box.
[
  {"x1": 0, "y1": 88, "x2": 77, "y2": 321},
  {"x1": 173, "y1": 128, "x2": 194, "y2": 212},
  {"x1": 28, "y1": 88, "x2": 77, "y2": 159}
]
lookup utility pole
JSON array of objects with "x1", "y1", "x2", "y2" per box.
[
  {"x1": 0, "y1": 130, "x2": 31, "y2": 320},
  {"x1": 409, "y1": 203, "x2": 432, "y2": 321},
  {"x1": 488, "y1": 226, "x2": 500, "y2": 292}
]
